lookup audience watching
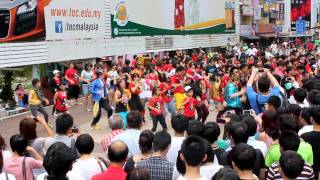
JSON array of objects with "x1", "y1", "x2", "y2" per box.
[
  {"x1": 267, "y1": 150, "x2": 314, "y2": 179},
  {"x1": 125, "y1": 168, "x2": 149, "y2": 180},
  {"x1": 101, "y1": 114, "x2": 124, "y2": 154},
  {"x1": 167, "y1": 114, "x2": 187, "y2": 164},
  {"x1": 231, "y1": 143, "x2": 259, "y2": 180},
  {"x1": 38, "y1": 142, "x2": 80, "y2": 180},
  {"x1": 92, "y1": 141, "x2": 128, "y2": 180},
  {"x1": 136, "y1": 130, "x2": 173, "y2": 180},
  {"x1": 4, "y1": 134, "x2": 43, "y2": 180},
  {"x1": 72, "y1": 134, "x2": 107, "y2": 180},
  {"x1": 44, "y1": 113, "x2": 77, "y2": 155},
  {"x1": 124, "y1": 130, "x2": 153, "y2": 173},
  {"x1": 0, "y1": 135, "x2": 15, "y2": 180},
  {"x1": 112, "y1": 111, "x2": 142, "y2": 157},
  {"x1": 202, "y1": 122, "x2": 224, "y2": 164},
  {"x1": 301, "y1": 106, "x2": 320, "y2": 179}
]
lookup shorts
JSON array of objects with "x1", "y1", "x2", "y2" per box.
[
  {"x1": 174, "y1": 93, "x2": 186, "y2": 110},
  {"x1": 68, "y1": 85, "x2": 80, "y2": 99},
  {"x1": 129, "y1": 94, "x2": 144, "y2": 112},
  {"x1": 82, "y1": 84, "x2": 90, "y2": 95}
]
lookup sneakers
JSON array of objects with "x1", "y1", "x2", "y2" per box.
[
  {"x1": 86, "y1": 108, "x2": 92, "y2": 112},
  {"x1": 91, "y1": 124, "x2": 101, "y2": 130},
  {"x1": 53, "y1": 112, "x2": 58, "y2": 117},
  {"x1": 111, "y1": 106, "x2": 115, "y2": 110}
]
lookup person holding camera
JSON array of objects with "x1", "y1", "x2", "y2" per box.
[
  {"x1": 28, "y1": 79, "x2": 50, "y2": 124},
  {"x1": 246, "y1": 68, "x2": 280, "y2": 115}
]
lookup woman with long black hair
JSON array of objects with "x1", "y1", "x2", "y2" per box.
[
  {"x1": 114, "y1": 78, "x2": 131, "y2": 129},
  {"x1": 128, "y1": 73, "x2": 145, "y2": 121}
]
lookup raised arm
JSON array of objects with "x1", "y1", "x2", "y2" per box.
[{"x1": 247, "y1": 68, "x2": 259, "y2": 87}]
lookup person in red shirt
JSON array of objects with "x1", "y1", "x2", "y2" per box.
[
  {"x1": 159, "y1": 81, "x2": 176, "y2": 118},
  {"x1": 148, "y1": 88, "x2": 167, "y2": 132},
  {"x1": 171, "y1": 66, "x2": 186, "y2": 112},
  {"x1": 128, "y1": 73, "x2": 145, "y2": 121},
  {"x1": 92, "y1": 141, "x2": 128, "y2": 180},
  {"x1": 185, "y1": 63, "x2": 196, "y2": 84},
  {"x1": 65, "y1": 63, "x2": 81, "y2": 105},
  {"x1": 182, "y1": 86, "x2": 200, "y2": 121},
  {"x1": 53, "y1": 81, "x2": 69, "y2": 115}
]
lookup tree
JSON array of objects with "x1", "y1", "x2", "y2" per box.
[{"x1": 0, "y1": 67, "x2": 32, "y2": 107}]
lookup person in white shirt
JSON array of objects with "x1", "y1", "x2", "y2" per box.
[
  {"x1": 38, "y1": 142, "x2": 85, "y2": 180},
  {"x1": 167, "y1": 115, "x2": 188, "y2": 164},
  {"x1": 176, "y1": 136, "x2": 208, "y2": 180},
  {"x1": 298, "y1": 108, "x2": 313, "y2": 136},
  {"x1": 71, "y1": 134, "x2": 107, "y2": 180},
  {"x1": 246, "y1": 43, "x2": 258, "y2": 57},
  {"x1": 243, "y1": 117, "x2": 267, "y2": 157},
  {"x1": 270, "y1": 41, "x2": 278, "y2": 54},
  {"x1": 289, "y1": 88, "x2": 309, "y2": 108}
]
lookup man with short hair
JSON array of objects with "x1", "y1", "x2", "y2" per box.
[
  {"x1": 301, "y1": 106, "x2": 320, "y2": 179},
  {"x1": 186, "y1": 120, "x2": 205, "y2": 137},
  {"x1": 44, "y1": 113, "x2": 77, "y2": 155},
  {"x1": 267, "y1": 151, "x2": 314, "y2": 180},
  {"x1": 136, "y1": 130, "x2": 174, "y2": 180},
  {"x1": 247, "y1": 68, "x2": 280, "y2": 114},
  {"x1": 112, "y1": 111, "x2": 142, "y2": 157},
  {"x1": 289, "y1": 88, "x2": 309, "y2": 108},
  {"x1": 220, "y1": 122, "x2": 265, "y2": 178},
  {"x1": 92, "y1": 141, "x2": 128, "y2": 180},
  {"x1": 231, "y1": 143, "x2": 259, "y2": 180},
  {"x1": 242, "y1": 116, "x2": 267, "y2": 157},
  {"x1": 167, "y1": 114, "x2": 188, "y2": 164},
  {"x1": 177, "y1": 136, "x2": 207, "y2": 180},
  {"x1": 101, "y1": 114, "x2": 124, "y2": 153},
  {"x1": 265, "y1": 96, "x2": 281, "y2": 112}
]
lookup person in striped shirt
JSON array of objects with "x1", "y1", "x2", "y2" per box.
[
  {"x1": 101, "y1": 115, "x2": 124, "y2": 153},
  {"x1": 267, "y1": 151, "x2": 314, "y2": 180}
]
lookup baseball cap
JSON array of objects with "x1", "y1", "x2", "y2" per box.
[
  {"x1": 53, "y1": 70, "x2": 60, "y2": 75},
  {"x1": 184, "y1": 86, "x2": 193, "y2": 92}
]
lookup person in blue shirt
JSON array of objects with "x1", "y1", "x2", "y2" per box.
[
  {"x1": 91, "y1": 68, "x2": 113, "y2": 130},
  {"x1": 246, "y1": 68, "x2": 280, "y2": 115}
]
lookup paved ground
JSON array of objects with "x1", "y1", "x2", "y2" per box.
[{"x1": 0, "y1": 98, "x2": 218, "y2": 157}]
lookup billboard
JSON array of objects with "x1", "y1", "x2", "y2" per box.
[
  {"x1": 291, "y1": 0, "x2": 311, "y2": 31},
  {"x1": 110, "y1": 0, "x2": 235, "y2": 37},
  {"x1": 44, "y1": 0, "x2": 105, "y2": 40},
  {"x1": 0, "y1": 0, "x2": 105, "y2": 43}
]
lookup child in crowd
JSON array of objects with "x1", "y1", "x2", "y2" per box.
[
  {"x1": 182, "y1": 86, "x2": 200, "y2": 121},
  {"x1": 148, "y1": 88, "x2": 167, "y2": 132},
  {"x1": 54, "y1": 81, "x2": 69, "y2": 115}
]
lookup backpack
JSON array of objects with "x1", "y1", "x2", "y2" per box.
[{"x1": 280, "y1": 91, "x2": 290, "y2": 108}]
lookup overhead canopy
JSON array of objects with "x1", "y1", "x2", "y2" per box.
[
  {"x1": 240, "y1": 35, "x2": 260, "y2": 40},
  {"x1": 258, "y1": 33, "x2": 277, "y2": 38}
]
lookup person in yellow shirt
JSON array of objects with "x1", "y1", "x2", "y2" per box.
[{"x1": 29, "y1": 79, "x2": 49, "y2": 123}]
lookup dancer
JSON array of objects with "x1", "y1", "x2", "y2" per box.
[
  {"x1": 128, "y1": 73, "x2": 145, "y2": 122},
  {"x1": 91, "y1": 68, "x2": 113, "y2": 130},
  {"x1": 114, "y1": 78, "x2": 131, "y2": 129}
]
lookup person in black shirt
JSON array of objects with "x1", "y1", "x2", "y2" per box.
[{"x1": 301, "y1": 106, "x2": 320, "y2": 179}]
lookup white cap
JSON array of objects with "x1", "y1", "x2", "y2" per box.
[
  {"x1": 53, "y1": 70, "x2": 60, "y2": 75},
  {"x1": 184, "y1": 86, "x2": 193, "y2": 92}
]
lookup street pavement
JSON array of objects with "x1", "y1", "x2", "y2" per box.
[{"x1": 0, "y1": 98, "x2": 218, "y2": 158}]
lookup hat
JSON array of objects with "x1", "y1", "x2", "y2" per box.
[
  {"x1": 184, "y1": 86, "x2": 193, "y2": 92},
  {"x1": 53, "y1": 70, "x2": 60, "y2": 75}
]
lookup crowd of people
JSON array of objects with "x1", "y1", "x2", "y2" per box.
[{"x1": 1, "y1": 38, "x2": 320, "y2": 179}]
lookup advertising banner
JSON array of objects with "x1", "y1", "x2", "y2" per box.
[
  {"x1": 44, "y1": 0, "x2": 105, "y2": 40},
  {"x1": 279, "y1": 3, "x2": 284, "y2": 21},
  {"x1": 110, "y1": 0, "x2": 235, "y2": 37},
  {"x1": 296, "y1": 18, "x2": 306, "y2": 35},
  {"x1": 291, "y1": 0, "x2": 311, "y2": 31},
  {"x1": 0, "y1": 0, "x2": 105, "y2": 43}
]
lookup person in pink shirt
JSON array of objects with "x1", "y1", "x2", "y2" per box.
[{"x1": 4, "y1": 134, "x2": 42, "y2": 180}]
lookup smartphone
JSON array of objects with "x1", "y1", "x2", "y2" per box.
[
  {"x1": 243, "y1": 110, "x2": 251, "y2": 115},
  {"x1": 71, "y1": 127, "x2": 79, "y2": 133},
  {"x1": 216, "y1": 118, "x2": 226, "y2": 124},
  {"x1": 32, "y1": 117, "x2": 39, "y2": 122}
]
